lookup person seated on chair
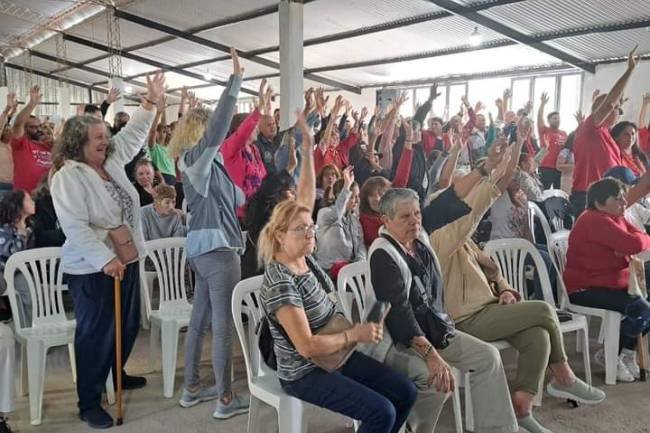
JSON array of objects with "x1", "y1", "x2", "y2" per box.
[
  {"x1": 603, "y1": 166, "x2": 650, "y2": 232},
  {"x1": 516, "y1": 152, "x2": 544, "y2": 202},
  {"x1": 140, "y1": 184, "x2": 186, "y2": 241},
  {"x1": 565, "y1": 176, "x2": 650, "y2": 382},
  {"x1": 315, "y1": 166, "x2": 366, "y2": 279},
  {"x1": 369, "y1": 188, "x2": 518, "y2": 433},
  {"x1": 0, "y1": 190, "x2": 35, "y2": 327},
  {"x1": 258, "y1": 188, "x2": 417, "y2": 432},
  {"x1": 431, "y1": 120, "x2": 605, "y2": 433},
  {"x1": 0, "y1": 323, "x2": 16, "y2": 433}
]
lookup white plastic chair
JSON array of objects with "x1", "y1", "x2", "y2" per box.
[
  {"x1": 541, "y1": 189, "x2": 570, "y2": 201},
  {"x1": 140, "y1": 237, "x2": 193, "y2": 398},
  {"x1": 484, "y1": 237, "x2": 592, "y2": 387},
  {"x1": 528, "y1": 202, "x2": 554, "y2": 244},
  {"x1": 547, "y1": 231, "x2": 621, "y2": 385},
  {"x1": 337, "y1": 261, "x2": 463, "y2": 433},
  {"x1": 232, "y1": 276, "x2": 308, "y2": 433}
]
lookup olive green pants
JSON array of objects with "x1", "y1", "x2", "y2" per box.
[{"x1": 457, "y1": 300, "x2": 567, "y2": 395}]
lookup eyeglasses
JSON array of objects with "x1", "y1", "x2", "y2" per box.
[{"x1": 287, "y1": 224, "x2": 318, "y2": 238}]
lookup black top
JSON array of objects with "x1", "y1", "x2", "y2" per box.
[
  {"x1": 421, "y1": 187, "x2": 472, "y2": 234},
  {"x1": 32, "y1": 194, "x2": 66, "y2": 248},
  {"x1": 133, "y1": 182, "x2": 154, "y2": 207}
]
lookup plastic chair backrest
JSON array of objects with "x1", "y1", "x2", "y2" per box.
[
  {"x1": 541, "y1": 196, "x2": 574, "y2": 233},
  {"x1": 3, "y1": 247, "x2": 65, "y2": 330},
  {"x1": 336, "y1": 261, "x2": 372, "y2": 322},
  {"x1": 483, "y1": 238, "x2": 555, "y2": 305},
  {"x1": 528, "y1": 201, "x2": 553, "y2": 244},
  {"x1": 142, "y1": 237, "x2": 190, "y2": 314},
  {"x1": 541, "y1": 189, "x2": 570, "y2": 201},
  {"x1": 547, "y1": 230, "x2": 571, "y2": 308},
  {"x1": 232, "y1": 275, "x2": 266, "y2": 380}
]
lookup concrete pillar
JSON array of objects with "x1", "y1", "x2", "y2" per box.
[
  {"x1": 279, "y1": 0, "x2": 304, "y2": 130},
  {"x1": 108, "y1": 76, "x2": 125, "y2": 123}
]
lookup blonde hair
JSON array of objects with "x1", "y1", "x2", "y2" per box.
[
  {"x1": 153, "y1": 184, "x2": 177, "y2": 201},
  {"x1": 257, "y1": 200, "x2": 311, "y2": 266},
  {"x1": 168, "y1": 107, "x2": 211, "y2": 158}
]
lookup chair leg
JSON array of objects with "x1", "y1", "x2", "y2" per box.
[
  {"x1": 68, "y1": 343, "x2": 77, "y2": 384},
  {"x1": 105, "y1": 368, "x2": 115, "y2": 405},
  {"x1": 149, "y1": 322, "x2": 160, "y2": 373},
  {"x1": 140, "y1": 285, "x2": 150, "y2": 330},
  {"x1": 603, "y1": 313, "x2": 621, "y2": 386},
  {"x1": 580, "y1": 328, "x2": 592, "y2": 385},
  {"x1": 464, "y1": 372, "x2": 474, "y2": 432},
  {"x1": 575, "y1": 329, "x2": 583, "y2": 353},
  {"x1": 452, "y1": 382, "x2": 463, "y2": 433},
  {"x1": 247, "y1": 395, "x2": 262, "y2": 433},
  {"x1": 19, "y1": 343, "x2": 27, "y2": 397},
  {"x1": 278, "y1": 398, "x2": 306, "y2": 433},
  {"x1": 26, "y1": 340, "x2": 46, "y2": 426},
  {"x1": 161, "y1": 321, "x2": 180, "y2": 398}
]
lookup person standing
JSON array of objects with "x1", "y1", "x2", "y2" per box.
[
  {"x1": 50, "y1": 72, "x2": 166, "y2": 429},
  {"x1": 537, "y1": 92, "x2": 567, "y2": 190}
]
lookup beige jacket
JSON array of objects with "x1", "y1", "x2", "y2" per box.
[{"x1": 430, "y1": 178, "x2": 520, "y2": 323}]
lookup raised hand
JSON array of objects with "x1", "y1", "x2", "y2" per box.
[
  {"x1": 591, "y1": 89, "x2": 600, "y2": 102},
  {"x1": 342, "y1": 165, "x2": 355, "y2": 189},
  {"x1": 28, "y1": 85, "x2": 42, "y2": 106},
  {"x1": 495, "y1": 97, "x2": 503, "y2": 110},
  {"x1": 522, "y1": 100, "x2": 533, "y2": 115},
  {"x1": 395, "y1": 90, "x2": 409, "y2": 109},
  {"x1": 429, "y1": 82, "x2": 441, "y2": 101},
  {"x1": 359, "y1": 106, "x2": 369, "y2": 122},
  {"x1": 257, "y1": 78, "x2": 267, "y2": 110},
  {"x1": 106, "y1": 87, "x2": 121, "y2": 104},
  {"x1": 286, "y1": 135, "x2": 298, "y2": 174},
  {"x1": 474, "y1": 101, "x2": 485, "y2": 113},
  {"x1": 574, "y1": 110, "x2": 585, "y2": 124},
  {"x1": 231, "y1": 47, "x2": 243, "y2": 77},
  {"x1": 517, "y1": 116, "x2": 532, "y2": 142},
  {"x1": 157, "y1": 93, "x2": 167, "y2": 111},
  {"x1": 627, "y1": 45, "x2": 640, "y2": 71},
  {"x1": 303, "y1": 87, "x2": 315, "y2": 113},
  {"x1": 461, "y1": 95, "x2": 471, "y2": 108},
  {"x1": 5, "y1": 92, "x2": 17, "y2": 114},
  {"x1": 264, "y1": 86, "x2": 274, "y2": 114},
  {"x1": 295, "y1": 109, "x2": 313, "y2": 153},
  {"x1": 540, "y1": 92, "x2": 549, "y2": 106},
  {"x1": 180, "y1": 86, "x2": 189, "y2": 100},
  {"x1": 144, "y1": 71, "x2": 166, "y2": 104},
  {"x1": 485, "y1": 138, "x2": 507, "y2": 173}
]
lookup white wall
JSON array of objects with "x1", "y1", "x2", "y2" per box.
[{"x1": 581, "y1": 60, "x2": 650, "y2": 124}]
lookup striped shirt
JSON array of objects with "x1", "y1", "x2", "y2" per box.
[{"x1": 260, "y1": 258, "x2": 336, "y2": 381}]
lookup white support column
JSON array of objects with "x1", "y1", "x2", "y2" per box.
[
  {"x1": 279, "y1": 0, "x2": 304, "y2": 130},
  {"x1": 57, "y1": 86, "x2": 71, "y2": 119},
  {"x1": 0, "y1": 87, "x2": 7, "y2": 113},
  {"x1": 108, "y1": 77, "x2": 125, "y2": 122}
]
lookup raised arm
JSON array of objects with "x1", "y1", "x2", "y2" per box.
[
  {"x1": 12, "y1": 85, "x2": 41, "y2": 138},
  {"x1": 0, "y1": 92, "x2": 17, "y2": 135},
  {"x1": 639, "y1": 93, "x2": 650, "y2": 129},
  {"x1": 495, "y1": 118, "x2": 528, "y2": 193},
  {"x1": 537, "y1": 92, "x2": 549, "y2": 132},
  {"x1": 101, "y1": 87, "x2": 120, "y2": 119},
  {"x1": 437, "y1": 131, "x2": 462, "y2": 190},
  {"x1": 147, "y1": 96, "x2": 166, "y2": 148},
  {"x1": 593, "y1": 47, "x2": 639, "y2": 126},
  {"x1": 181, "y1": 49, "x2": 242, "y2": 181},
  {"x1": 295, "y1": 110, "x2": 316, "y2": 212}
]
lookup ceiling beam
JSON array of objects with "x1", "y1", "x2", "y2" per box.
[
  {"x1": 50, "y1": 1, "x2": 319, "y2": 75},
  {"x1": 424, "y1": 0, "x2": 595, "y2": 73},
  {"x1": 94, "y1": 0, "x2": 524, "y2": 86},
  {"x1": 5, "y1": 62, "x2": 109, "y2": 94},
  {"x1": 61, "y1": 33, "x2": 259, "y2": 96},
  {"x1": 112, "y1": 8, "x2": 362, "y2": 94}
]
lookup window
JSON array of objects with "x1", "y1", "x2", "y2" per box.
[
  {"x1": 533, "y1": 76, "x2": 558, "y2": 127},
  {"x1": 448, "y1": 84, "x2": 467, "y2": 118},
  {"x1": 511, "y1": 78, "x2": 531, "y2": 114},
  {"x1": 559, "y1": 74, "x2": 582, "y2": 133},
  {"x1": 468, "y1": 77, "x2": 511, "y2": 120}
]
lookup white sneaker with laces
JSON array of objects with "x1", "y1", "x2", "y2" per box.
[
  {"x1": 616, "y1": 357, "x2": 636, "y2": 383},
  {"x1": 620, "y1": 349, "x2": 640, "y2": 379}
]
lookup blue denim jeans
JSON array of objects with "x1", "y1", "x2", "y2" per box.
[{"x1": 280, "y1": 351, "x2": 417, "y2": 433}]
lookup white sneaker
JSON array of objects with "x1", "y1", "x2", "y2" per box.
[
  {"x1": 616, "y1": 357, "x2": 636, "y2": 383},
  {"x1": 620, "y1": 349, "x2": 641, "y2": 379},
  {"x1": 594, "y1": 348, "x2": 606, "y2": 368}
]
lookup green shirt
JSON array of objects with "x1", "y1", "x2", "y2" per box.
[{"x1": 150, "y1": 143, "x2": 175, "y2": 175}]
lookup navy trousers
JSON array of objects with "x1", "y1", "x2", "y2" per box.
[{"x1": 67, "y1": 263, "x2": 141, "y2": 412}]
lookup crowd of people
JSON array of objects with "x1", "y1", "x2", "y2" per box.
[{"x1": 0, "y1": 45, "x2": 649, "y2": 433}]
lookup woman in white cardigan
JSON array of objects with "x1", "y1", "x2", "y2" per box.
[{"x1": 50, "y1": 73, "x2": 165, "y2": 429}]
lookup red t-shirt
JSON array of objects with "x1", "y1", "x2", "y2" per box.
[
  {"x1": 639, "y1": 127, "x2": 650, "y2": 156},
  {"x1": 564, "y1": 210, "x2": 650, "y2": 295},
  {"x1": 10, "y1": 136, "x2": 52, "y2": 192},
  {"x1": 360, "y1": 212, "x2": 382, "y2": 248},
  {"x1": 571, "y1": 115, "x2": 622, "y2": 193},
  {"x1": 539, "y1": 126, "x2": 567, "y2": 169}
]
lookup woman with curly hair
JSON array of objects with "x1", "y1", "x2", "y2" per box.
[
  {"x1": 0, "y1": 190, "x2": 35, "y2": 326},
  {"x1": 50, "y1": 72, "x2": 165, "y2": 429}
]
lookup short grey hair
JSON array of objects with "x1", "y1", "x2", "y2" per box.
[{"x1": 378, "y1": 188, "x2": 419, "y2": 219}]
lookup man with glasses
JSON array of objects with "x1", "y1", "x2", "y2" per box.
[{"x1": 10, "y1": 85, "x2": 52, "y2": 192}]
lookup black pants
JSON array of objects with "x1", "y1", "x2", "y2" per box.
[
  {"x1": 570, "y1": 191, "x2": 587, "y2": 217},
  {"x1": 539, "y1": 167, "x2": 561, "y2": 190},
  {"x1": 67, "y1": 263, "x2": 141, "y2": 412},
  {"x1": 570, "y1": 288, "x2": 649, "y2": 351}
]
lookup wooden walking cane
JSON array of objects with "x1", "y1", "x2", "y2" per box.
[{"x1": 114, "y1": 277, "x2": 124, "y2": 425}]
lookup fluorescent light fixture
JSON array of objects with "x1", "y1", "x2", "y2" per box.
[
  {"x1": 469, "y1": 26, "x2": 482, "y2": 47},
  {"x1": 124, "y1": 85, "x2": 133, "y2": 94}
]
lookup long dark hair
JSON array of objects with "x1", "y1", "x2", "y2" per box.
[
  {"x1": 359, "y1": 176, "x2": 391, "y2": 215},
  {"x1": 0, "y1": 190, "x2": 27, "y2": 225},
  {"x1": 246, "y1": 171, "x2": 296, "y2": 241},
  {"x1": 611, "y1": 121, "x2": 648, "y2": 168}
]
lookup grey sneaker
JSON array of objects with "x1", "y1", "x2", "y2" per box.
[
  {"x1": 546, "y1": 379, "x2": 606, "y2": 404},
  {"x1": 620, "y1": 349, "x2": 641, "y2": 379},
  {"x1": 179, "y1": 386, "x2": 220, "y2": 408},
  {"x1": 212, "y1": 393, "x2": 250, "y2": 420},
  {"x1": 517, "y1": 414, "x2": 554, "y2": 433}
]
